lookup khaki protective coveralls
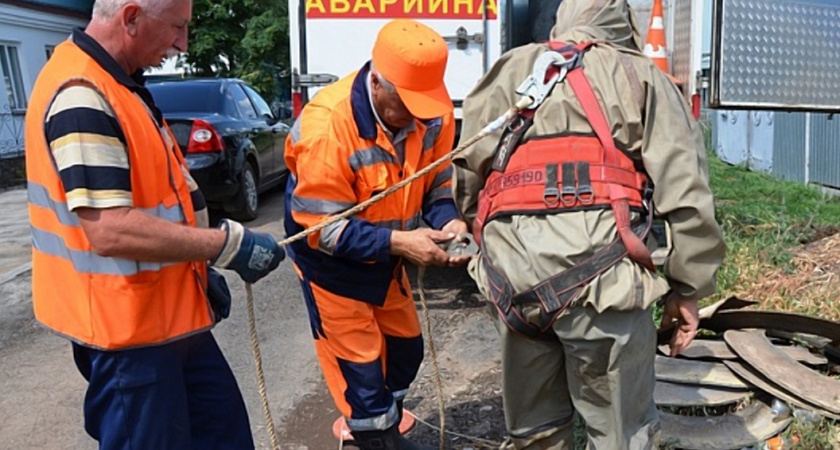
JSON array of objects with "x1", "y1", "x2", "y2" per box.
[{"x1": 452, "y1": 0, "x2": 726, "y2": 448}]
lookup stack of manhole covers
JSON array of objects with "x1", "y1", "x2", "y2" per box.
[{"x1": 655, "y1": 297, "x2": 840, "y2": 449}]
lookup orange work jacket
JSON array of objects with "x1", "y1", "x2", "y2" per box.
[{"x1": 284, "y1": 62, "x2": 458, "y2": 305}]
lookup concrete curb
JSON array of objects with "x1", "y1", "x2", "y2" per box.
[{"x1": 0, "y1": 263, "x2": 31, "y2": 286}]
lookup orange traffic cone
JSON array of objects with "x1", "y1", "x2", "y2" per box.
[{"x1": 644, "y1": 0, "x2": 680, "y2": 84}]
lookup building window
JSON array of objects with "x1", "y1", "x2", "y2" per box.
[
  {"x1": 0, "y1": 44, "x2": 26, "y2": 111},
  {"x1": 45, "y1": 45, "x2": 55, "y2": 60}
]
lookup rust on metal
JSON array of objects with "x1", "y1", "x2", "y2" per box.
[
  {"x1": 654, "y1": 381, "x2": 751, "y2": 407},
  {"x1": 724, "y1": 329, "x2": 840, "y2": 415},
  {"x1": 655, "y1": 355, "x2": 748, "y2": 389},
  {"x1": 660, "y1": 399, "x2": 792, "y2": 450}
]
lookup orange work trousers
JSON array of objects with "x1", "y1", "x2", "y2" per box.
[{"x1": 294, "y1": 264, "x2": 424, "y2": 431}]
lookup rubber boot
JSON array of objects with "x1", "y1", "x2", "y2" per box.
[
  {"x1": 351, "y1": 425, "x2": 434, "y2": 450},
  {"x1": 395, "y1": 400, "x2": 435, "y2": 450},
  {"x1": 396, "y1": 434, "x2": 435, "y2": 450},
  {"x1": 351, "y1": 427, "x2": 400, "y2": 450}
]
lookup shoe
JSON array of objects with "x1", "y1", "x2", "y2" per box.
[
  {"x1": 351, "y1": 426, "x2": 400, "y2": 450},
  {"x1": 395, "y1": 400, "x2": 434, "y2": 450},
  {"x1": 396, "y1": 435, "x2": 434, "y2": 450},
  {"x1": 351, "y1": 425, "x2": 434, "y2": 450}
]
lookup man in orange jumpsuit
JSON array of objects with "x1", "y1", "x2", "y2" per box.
[{"x1": 283, "y1": 19, "x2": 468, "y2": 450}]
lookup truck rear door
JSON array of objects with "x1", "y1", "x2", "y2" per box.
[{"x1": 289, "y1": 0, "x2": 502, "y2": 120}]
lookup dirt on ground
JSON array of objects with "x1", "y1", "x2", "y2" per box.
[
  {"x1": 731, "y1": 231, "x2": 840, "y2": 321},
  {"x1": 279, "y1": 264, "x2": 508, "y2": 450},
  {"x1": 279, "y1": 230, "x2": 840, "y2": 450}
]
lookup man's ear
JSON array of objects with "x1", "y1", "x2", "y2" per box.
[
  {"x1": 370, "y1": 72, "x2": 381, "y2": 93},
  {"x1": 122, "y1": 3, "x2": 142, "y2": 36}
]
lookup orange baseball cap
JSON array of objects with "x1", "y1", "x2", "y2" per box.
[{"x1": 372, "y1": 19, "x2": 452, "y2": 119}]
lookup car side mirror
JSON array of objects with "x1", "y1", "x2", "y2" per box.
[{"x1": 273, "y1": 105, "x2": 291, "y2": 120}]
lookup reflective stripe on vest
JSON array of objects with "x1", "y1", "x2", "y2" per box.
[
  {"x1": 24, "y1": 39, "x2": 213, "y2": 350},
  {"x1": 29, "y1": 181, "x2": 183, "y2": 276}
]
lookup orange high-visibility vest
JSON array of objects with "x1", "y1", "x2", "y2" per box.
[{"x1": 25, "y1": 39, "x2": 214, "y2": 350}]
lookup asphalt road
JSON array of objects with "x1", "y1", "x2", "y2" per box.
[
  {"x1": 0, "y1": 184, "x2": 503, "y2": 450},
  {"x1": 0, "y1": 186, "x2": 335, "y2": 449}
]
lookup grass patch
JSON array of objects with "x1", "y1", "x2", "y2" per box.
[
  {"x1": 709, "y1": 154, "x2": 840, "y2": 294},
  {"x1": 653, "y1": 128, "x2": 840, "y2": 449},
  {"x1": 784, "y1": 415, "x2": 839, "y2": 450},
  {"x1": 707, "y1": 152, "x2": 840, "y2": 321}
]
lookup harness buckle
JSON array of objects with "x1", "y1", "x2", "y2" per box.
[
  {"x1": 544, "y1": 163, "x2": 562, "y2": 207},
  {"x1": 577, "y1": 186, "x2": 594, "y2": 205},
  {"x1": 560, "y1": 162, "x2": 577, "y2": 207},
  {"x1": 559, "y1": 187, "x2": 577, "y2": 206},
  {"x1": 543, "y1": 186, "x2": 561, "y2": 207},
  {"x1": 576, "y1": 162, "x2": 595, "y2": 206}
]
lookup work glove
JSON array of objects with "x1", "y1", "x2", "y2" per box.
[
  {"x1": 206, "y1": 268, "x2": 232, "y2": 323},
  {"x1": 211, "y1": 219, "x2": 285, "y2": 283}
]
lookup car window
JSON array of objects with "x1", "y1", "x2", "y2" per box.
[
  {"x1": 242, "y1": 84, "x2": 274, "y2": 119},
  {"x1": 147, "y1": 82, "x2": 222, "y2": 113},
  {"x1": 229, "y1": 83, "x2": 258, "y2": 119}
]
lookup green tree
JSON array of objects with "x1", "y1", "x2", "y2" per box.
[{"x1": 185, "y1": 0, "x2": 290, "y2": 99}]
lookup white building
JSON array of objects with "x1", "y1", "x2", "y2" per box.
[{"x1": 0, "y1": 0, "x2": 90, "y2": 157}]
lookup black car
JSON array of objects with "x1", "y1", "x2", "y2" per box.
[{"x1": 147, "y1": 78, "x2": 291, "y2": 221}]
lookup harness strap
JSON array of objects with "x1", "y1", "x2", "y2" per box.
[
  {"x1": 576, "y1": 161, "x2": 594, "y2": 205},
  {"x1": 491, "y1": 111, "x2": 535, "y2": 173},
  {"x1": 483, "y1": 163, "x2": 646, "y2": 199},
  {"x1": 482, "y1": 217, "x2": 652, "y2": 342},
  {"x1": 564, "y1": 49, "x2": 655, "y2": 271}
]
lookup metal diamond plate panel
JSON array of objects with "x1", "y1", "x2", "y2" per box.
[
  {"x1": 672, "y1": 0, "x2": 692, "y2": 89},
  {"x1": 710, "y1": 0, "x2": 840, "y2": 112}
]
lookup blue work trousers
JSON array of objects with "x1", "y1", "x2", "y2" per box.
[{"x1": 72, "y1": 331, "x2": 254, "y2": 450}]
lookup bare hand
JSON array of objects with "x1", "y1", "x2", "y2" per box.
[
  {"x1": 391, "y1": 228, "x2": 454, "y2": 267},
  {"x1": 658, "y1": 291, "x2": 699, "y2": 357},
  {"x1": 441, "y1": 219, "x2": 468, "y2": 237},
  {"x1": 440, "y1": 219, "x2": 471, "y2": 266}
]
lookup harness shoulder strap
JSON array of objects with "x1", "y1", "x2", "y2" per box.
[
  {"x1": 618, "y1": 51, "x2": 646, "y2": 109},
  {"x1": 490, "y1": 110, "x2": 535, "y2": 173},
  {"x1": 561, "y1": 46, "x2": 655, "y2": 271}
]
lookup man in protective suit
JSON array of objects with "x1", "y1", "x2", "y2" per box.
[{"x1": 452, "y1": 0, "x2": 726, "y2": 448}]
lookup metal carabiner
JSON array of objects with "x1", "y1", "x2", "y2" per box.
[{"x1": 515, "y1": 51, "x2": 579, "y2": 110}]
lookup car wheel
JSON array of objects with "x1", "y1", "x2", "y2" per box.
[{"x1": 231, "y1": 161, "x2": 259, "y2": 221}]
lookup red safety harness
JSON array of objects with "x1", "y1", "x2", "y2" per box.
[{"x1": 477, "y1": 41, "x2": 655, "y2": 341}]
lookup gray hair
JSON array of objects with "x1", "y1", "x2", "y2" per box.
[
  {"x1": 370, "y1": 63, "x2": 397, "y2": 93},
  {"x1": 92, "y1": 0, "x2": 167, "y2": 19}
]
